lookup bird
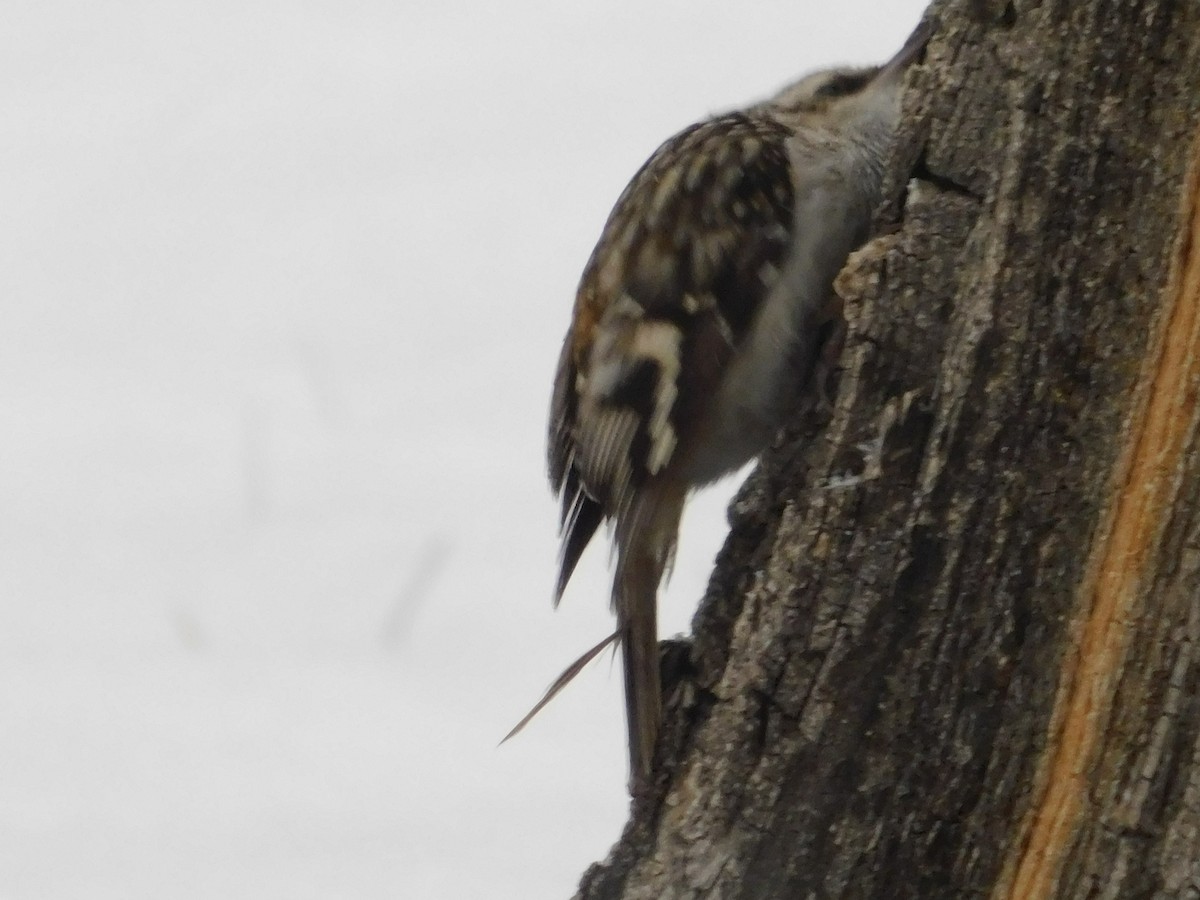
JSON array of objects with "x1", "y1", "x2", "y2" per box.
[{"x1": 540, "y1": 26, "x2": 929, "y2": 795}]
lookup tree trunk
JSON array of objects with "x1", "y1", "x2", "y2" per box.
[{"x1": 574, "y1": 1, "x2": 1200, "y2": 897}]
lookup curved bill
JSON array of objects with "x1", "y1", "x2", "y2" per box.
[{"x1": 875, "y1": 18, "x2": 934, "y2": 83}]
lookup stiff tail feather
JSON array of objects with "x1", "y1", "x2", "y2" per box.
[
  {"x1": 617, "y1": 556, "x2": 662, "y2": 791},
  {"x1": 500, "y1": 630, "x2": 620, "y2": 744},
  {"x1": 615, "y1": 482, "x2": 685, "y2": 793}
]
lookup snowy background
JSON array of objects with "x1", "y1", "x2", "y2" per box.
[{"x1": 1, "y1": 2, "x2": 926, "y2": 897}]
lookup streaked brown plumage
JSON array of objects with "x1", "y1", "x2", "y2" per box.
[{"x1": 542, "y1": 25, "x2": 929, "y2": 794}]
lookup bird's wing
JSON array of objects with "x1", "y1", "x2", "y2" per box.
[{"x1": 549, "y1": 112, "x2": 798, "y2": 599}]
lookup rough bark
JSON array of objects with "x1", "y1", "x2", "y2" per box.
[{"x1": 575, "y1": 1, "x2": 1200, "y2": 897}]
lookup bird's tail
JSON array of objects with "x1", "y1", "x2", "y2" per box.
[
  {"x1": 615, "y1": 481, "x2": 685, "y2": 794},
  {"x1": 500, "y1": 628, "x2": 620, "y2": 745}
]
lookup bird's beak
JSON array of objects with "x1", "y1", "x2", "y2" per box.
[{"x1": 875, "y1": 19, "x2": 933, "y2": 83}]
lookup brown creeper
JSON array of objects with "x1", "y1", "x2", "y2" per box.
[{"x1": 546, "y1": 28, "x2": 928, "y2": 794}]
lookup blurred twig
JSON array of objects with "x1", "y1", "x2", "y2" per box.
[{"x1": 379, "y1": 536, "x2": 451, "y2": 651}]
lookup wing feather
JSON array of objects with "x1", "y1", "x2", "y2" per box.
[{"x1": 549, "y1": 111, "x2": 796, "y2": 599}]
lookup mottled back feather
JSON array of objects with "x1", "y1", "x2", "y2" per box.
[{"x1": 549, "y1": 112, "x2": 797, "y2": 601}]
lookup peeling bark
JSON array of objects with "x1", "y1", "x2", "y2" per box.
[{"x1": 574, "y1": 1, "x2": 1200, "y2": 897}]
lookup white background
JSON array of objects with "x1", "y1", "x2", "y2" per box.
[{"x1": 1, "y1": 2, "x2": 926, "y2": 897}]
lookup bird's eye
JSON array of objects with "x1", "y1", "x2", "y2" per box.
[{"x1": 814, "y1": 71, "x2": 873, "y2": 99}]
